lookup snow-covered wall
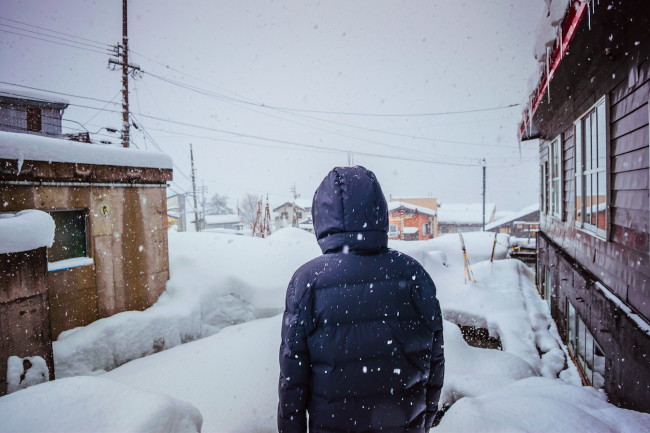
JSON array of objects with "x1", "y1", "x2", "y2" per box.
[{"x1": 0, "y1": 210, "x2": 55, "y2": 254}]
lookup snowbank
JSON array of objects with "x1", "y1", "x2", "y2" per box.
[
  {"x1": 104, "y1": 315, "x2": 281, "y2": 433},
  {"x1": 0, "y1": 130, "x2": 173, "y2": 170},
  {"x1": 53, "y1": 227, "x2": 321, "y2": 377},
  {"x1": 0, "y1": 376, "x2": 202, "y2": 433},
  {"x1": 0, "y1": 210, "x2": 55, "y2": 254},
  {"x1": 6, "y1": 356, "x2": 49, "y2": 394},
  {"x1": 434, "y1": 377, "x2": 650, "y2": 433}
]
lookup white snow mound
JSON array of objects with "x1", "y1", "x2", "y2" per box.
[
  {"x1": 0, "y1": 376, "x2": 203, "y2": 433},
  {"x1": 0, "y1": 210, "x2": 55, "y2": 254}
]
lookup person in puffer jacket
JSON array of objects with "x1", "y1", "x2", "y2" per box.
[{"x1": 278, "y1": 166, "x2": 444, "y2": 433}]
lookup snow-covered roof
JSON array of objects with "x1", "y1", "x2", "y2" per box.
[
  {"x1": 272, "y1": 200, "x2": 312, "y2": 212},
  {"x1": 387, "y1": 202, "x2": 437, "y2": 217},
  {"x1": 485, "y1": 204, "x2": 540, "y2": 231},
  {"x1": 403, "y1": 227, "x2": 419, "y2": 234},
  {"x1": 0, "y1": 210, "x2": 55, "y2": 254},
  {"x1": 0, "y1": 131, "x2": 173, "y2": 170},
  {"x1": 437, "y1": 203, "x2": 495, "y2": 224},
  {"x1": 0, "y1": 86, "x2": 70, "y2": 106},
  {"x1": 204, "y1": 215, "x2": 240, "y2": 225}
]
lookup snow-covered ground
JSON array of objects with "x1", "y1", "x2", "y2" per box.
[{"x1": 3, "y1": 228, "x2": 649, "y2": 432}]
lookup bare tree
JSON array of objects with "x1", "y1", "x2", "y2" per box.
[
  {"x1": 207, "y1": 193, "x2": 234, "y2": 215},
  {"x1": 239, "y1": 193, "x2": 260, "y2": 228}
]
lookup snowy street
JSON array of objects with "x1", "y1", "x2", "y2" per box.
[{"x1": 3, "y1": 229, "x2": 648, "y2": 432}]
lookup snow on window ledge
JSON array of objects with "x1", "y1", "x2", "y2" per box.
[{"x1": 48, "y1": 257, "x2": 94, "y2": 272}]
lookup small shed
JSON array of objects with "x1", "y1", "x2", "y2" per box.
[
  {"x1": 0, "y1": 131, "x2": 173, "y2": 359},
  {"x1": 437, "y1": 202, "x2": 496, "y2": 233},
  {"x1": 485, "y1": 204, "x2": 539, "y2": 237},
  {"x1": 204, "y1": 214, "x2": 241, "y2": 230}
]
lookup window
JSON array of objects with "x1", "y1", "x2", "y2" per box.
[
  {"x1": 541, "y1": 161, "x2": 549, "y2": 214},
  {"x1": 297, "y1": 212, "x2": 303, "y2": 219},
  {"x1": 26, "y1": 107, "x2": 42, "y2": 132},
  {"x1": 575, "y1": 98, "x2": 607, "y2": 238},
  {"x1": 422, "y1": 223, "x2": 430, "y2": 236},
  {"x1": 566, "y1": 299, "x2": 605, "y2": 390},
  {"x1": 550, "y1": 137, "x2": 562, "y2": 218},
  {"x1": 388, "y1": 224, "x2": 398, "y2": 236},
  {"x1": 47, "y1": 210, "x2": 87, "y2": 263},
  {"x1": 545, "y1": 268, "x2": 552, "y2": 311}
]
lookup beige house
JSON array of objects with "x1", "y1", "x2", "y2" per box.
[{"x1": 273, "y1": 199, "x2": 312, "y2": 231}]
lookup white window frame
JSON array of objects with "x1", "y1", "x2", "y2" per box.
[
  {"x1": 541, "y1": 158, "x2": 548, "y2": 215},
  {"x1": 549, "y1": 136, "x2": 563, "y2": 219},
  {"x1": 388, "y1": 224, "x2": 398, "y2": 237},
  {"x1": 574, "y1": 96, "x2": 609, "y2": 239}
]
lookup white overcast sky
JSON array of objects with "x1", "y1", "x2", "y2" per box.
[{"x1": 1, "y1": 0, "x2": 544, "y2": 212}]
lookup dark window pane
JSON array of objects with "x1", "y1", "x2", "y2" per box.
[
  {"x1": 591, "y1": 173, "x2": 598, "y2": 227},
  {"x1": 597, "y1": 103, "x2": 607, "y2": 170},
  {"x1": 576, "y1": 173, "x2": 582, "y2": 224},
  {"x1": 593, "y1": 340, "x2": 606, "y2": 390},
  {"x1": 26, "y1": 107, "x2": 42, "y2": 132},
  {"x1": 591, "y1": 112, "x2": 598, "y2": 170},
  {"x1": 585, "y1": 115, "x2": 592, "y2": 171},
  {"x1": 585, "y1": 174, "x2": 592, "y2": 224},
  {"x1": 568, "y1": 302, "x2": 577, "y2": 354},
  {"x1": 585, "y1": 328, "x2": 595, "y2": 386},
  {"x1": 597, "y1": 172, "x2": 607, "y2": 231},
  {"x1": 578, "y1": 317, "x2": 587, "y2": 372},
  {"x1": 47, "y1": 210, "x2": 87, "y2": 262}
]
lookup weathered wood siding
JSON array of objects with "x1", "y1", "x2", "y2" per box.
[{"x1": 532, "y1": 0, "x2": 650, "y2": 411}]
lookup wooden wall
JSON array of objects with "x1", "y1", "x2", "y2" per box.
[
  {"x1": 536, "y1": 0, "x2": 650, "y2": 321},
  {"x1": 533, "y1": 0, "x2": 650, "y2": 412}
]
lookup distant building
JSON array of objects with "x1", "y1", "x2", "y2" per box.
[
  {"x1": 167, "y1": 192, "x2": 179, "y2": 228},
  {"x1": 298, "y1": 216, "x2": 314, "y2": 234},
  {"x1": 485, "y1": 204, "x2": 539, "y2": 237},
  {"x1": 0, "y1": 87, "x2": 69, "y2": 138},
  {"x1": 273, "y1": 199, "x2": 312, "y2": 231},
  {"x1": 387, "y1": 202, "x2": 437, "y2": 241},
  {"x1": 437, "y1": 203, "x2": 496, "y2": 233},
  {"x1": 204, "y1": 214, "x2": 241, "y2": 230},
  {"x1": 390, "y1": 196, "x2": 438, "y2": 237}
]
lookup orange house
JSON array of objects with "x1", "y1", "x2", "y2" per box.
[{"x1": 387, "y1": 202, "x2": 437, "y2": 241}]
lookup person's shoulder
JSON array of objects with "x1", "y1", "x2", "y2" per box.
[
  {"x1": 386, "y1": 248, "x2": 434, "y2": 285},
  {"x1": 287, "y1": 254, "x2": 329, "y2": 300}
]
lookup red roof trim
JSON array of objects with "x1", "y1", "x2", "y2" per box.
[{"x1": 520, "y1": 1, "x2": 588, "y2": 138}]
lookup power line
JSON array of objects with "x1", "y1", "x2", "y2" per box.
[
  {"x1": 1, "y1": 29, "x2": 112, "y2": 55},
  {"x1": 0, "y1": 15, "x2": 113, "y2": 47},
  {"x1": 0, "y1": 23, "x2": 112, "y2": 51},
  {"x1": 0, "y1": 84, "x2": 117, "y2": 104}
]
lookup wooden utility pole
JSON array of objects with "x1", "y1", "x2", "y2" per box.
[
  {"x1": 190, "y1": 144, "x2": 199, "y2": 232},
  {"x1": 482, "y1": 165, "x2": 486, "y2": 231},
  {"x1": 121, "y1": 0, "x2": 129, "y2": 147},
  {"x1": 108, "y1": 0, "x2": 141, "y2": 148}
]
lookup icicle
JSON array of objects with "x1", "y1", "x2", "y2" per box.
[
  {"x1": 546, "y1": 46, "x2": 551, "y2": 103},
  {"x1": 558, "y1": 24, "x2": 564, "y2": 60},
  {"x1": 588, "y1": 2, "x2": 591, "y2": 30},
  {"x1": 528, "y1": 98, "x2": 533, "y2": 137}
]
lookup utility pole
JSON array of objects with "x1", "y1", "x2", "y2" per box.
[
  {"x1": 190, "y1": 144, "x2": 200, "y2": 232},
  {"x1": 201, "y1": 181, "x2": 207, "y2": 223},
  {"x1": 482, "y1": 163, "x2": 486, "y2": 231},
  {"x1": 108, "y1": 0, "x2": 141, "y2": 147}
]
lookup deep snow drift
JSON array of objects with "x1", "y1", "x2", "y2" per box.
[
  {"x1": 21, "y1": 228, "x2": 650, "y2": 432},
  {"x1": 0, "y1": 210, "x2": 55, "y2": 254},
  {"x1": 0, "y1": 376, "x2": 202, "y2": 433},
  {"x1": 53, "y1": 228, "x2": 321, "y2": 378}
]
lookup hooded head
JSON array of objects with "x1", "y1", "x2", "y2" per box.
[{"x1": 312, "y1": 166, "x2": 389, "y2": 254}]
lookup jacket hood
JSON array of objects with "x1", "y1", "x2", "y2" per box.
[{"x1": 312, "y1": 166, "x2": 389, "y2": 254}]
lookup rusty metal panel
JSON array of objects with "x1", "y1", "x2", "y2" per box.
[
  {"x1": 48, "y1": 287, "x2": 98, "y2": 340},
  {"x1": 94, "y1": 235, "x2": 115, "y2": 318}
]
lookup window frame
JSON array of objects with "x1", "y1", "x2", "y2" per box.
[
  {"x1": 549, "y1": 136, "x2": 563, "y2": 220},
  {"x1": 46, "y1": 208, "x2": 89, "y2": 265},
  {"x1": 565, "y1": 298, "x2": 605, "y2": 390},
  {"x1": 541, "y1": 157, "x2": 549, "y2": 215},
  {"x1": 573, "y1": 95, "x2": 609, "y2": 240},
  {"x1": 26, "y1": 107, "x2": 42, "y2": 132}
]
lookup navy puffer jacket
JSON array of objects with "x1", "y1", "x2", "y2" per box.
[{"x1": 278, "y1": 166, "x2": 444, "y2": 433}]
